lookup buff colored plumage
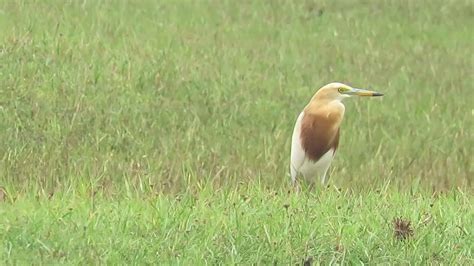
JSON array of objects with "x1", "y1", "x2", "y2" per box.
[{"x1": 290, "y1": 82, "x2": 383, "y2": 186}]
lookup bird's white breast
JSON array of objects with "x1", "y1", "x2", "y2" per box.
[
  {"x1": 298, "y1": 148, "x2": 334, "y2": 184},
  {"x1": 290, "y1": 110, "x2": 336, "y2": 184}
]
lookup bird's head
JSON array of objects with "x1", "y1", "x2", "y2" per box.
[{"x1": 313, "y1": 82, "x2": 384, "y2": 102}]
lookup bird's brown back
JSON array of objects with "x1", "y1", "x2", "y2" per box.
[{"x1": 300, "y1": 112, "x2": 341, "y2": 162}]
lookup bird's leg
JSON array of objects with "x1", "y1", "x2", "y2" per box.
[
  {"x1": 292, "y1": 179, "x2": 301, "y2": 193},
  {"x1": 320, "y1": 179, "x2": 327, "y2": 188},
  {"x1": 320, "y1": 171, "x2": 329, "y2": 187}
]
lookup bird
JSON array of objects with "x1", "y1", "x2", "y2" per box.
[{"x1": 290, "y1": 82, "x2": 383, "y2": 187}]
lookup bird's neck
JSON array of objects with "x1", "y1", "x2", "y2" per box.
[{"x1": 305, "y1": 99, "x2": 345, "y2": 125}]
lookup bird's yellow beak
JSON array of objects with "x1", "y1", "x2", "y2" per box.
[{"x1": 346, "y1": 88, "x2": 384, "y2": 97}]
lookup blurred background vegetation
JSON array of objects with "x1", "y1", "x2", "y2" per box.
[{"x1": 0, "y1": 0, "x2": 472, "y2": 194}]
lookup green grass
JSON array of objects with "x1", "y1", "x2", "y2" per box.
[
  {"x1": 0, "y1": 0, "x2": 473, "y2": 264},
  {"x1": 1, "y1": 187, "x2": 472, "y2": 264}
]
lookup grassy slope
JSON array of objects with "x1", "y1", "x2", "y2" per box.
[{"x1": 0, "y1": 0, "x2": 473, "y2": 264}]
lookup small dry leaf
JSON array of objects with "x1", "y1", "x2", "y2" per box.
[
  {"x1": 420, "y1": 213, "x2": 432, "y2": 225},
  {"x1": 393, "y1": 217, "x2": 414, "y2": 240}
]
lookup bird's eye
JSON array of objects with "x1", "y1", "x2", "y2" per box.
[{"x1": 338, "y1": 88, "x2": 344, "y2": 93}]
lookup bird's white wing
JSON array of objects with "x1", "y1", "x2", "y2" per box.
[{"x1": 290, "y1": 111, "x2": 306, "y2": 182}]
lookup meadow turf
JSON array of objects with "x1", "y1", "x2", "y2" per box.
[
  {"x1": 1, "y1": 186, "x2": 473, "y2": 264},
  {"x1": 0, "y1": 0, "x2": 473, "y2": 264}
]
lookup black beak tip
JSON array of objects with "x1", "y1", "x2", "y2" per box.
[{"x1": 373, "y1": 92, "x2": 384, "y2": 96}]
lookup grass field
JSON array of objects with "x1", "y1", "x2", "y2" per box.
[{"x1": 0, "y1": 0, "x2": 473, "y2": 264}]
